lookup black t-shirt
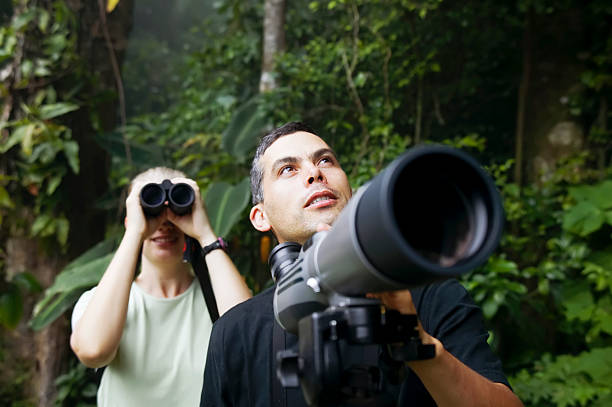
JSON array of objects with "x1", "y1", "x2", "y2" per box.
[{"x1": 200, "y1": 280, "x2": 510, "y2": 407}]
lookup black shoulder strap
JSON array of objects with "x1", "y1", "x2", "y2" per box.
[
  {"x1": 187, "y1": 236, "x2": 220, "y2": 322},
  {"x1": 272, "y1": 320, "x2": 287, "y2": 407}
]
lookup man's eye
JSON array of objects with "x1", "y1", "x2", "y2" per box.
[
  {"x1": 280, "y1": 166, "x2": 294, "y2": 175},
  {"x1": 319, "y1": 157, "x2": 333, "y2": 165}
]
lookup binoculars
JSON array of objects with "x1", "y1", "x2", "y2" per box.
[{"x1": 139, "y1": 179, "x2": 195, "y2": 216}]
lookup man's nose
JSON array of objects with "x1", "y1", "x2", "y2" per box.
[{"x1": 305, "y1": 165, "x2": 325, "y2": 185}]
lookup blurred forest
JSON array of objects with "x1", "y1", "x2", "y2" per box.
[{"x1": 1, "y1": 0, "x2": 611, "y2": 405}]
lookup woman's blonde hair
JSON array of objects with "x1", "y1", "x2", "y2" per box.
[{"x1": 129, "y1": 167, "x2": 187, "y2": 192}]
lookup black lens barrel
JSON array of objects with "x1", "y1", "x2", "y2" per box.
[{"x1": 139, "y1": 179, "x2": 195, "y2": 216}]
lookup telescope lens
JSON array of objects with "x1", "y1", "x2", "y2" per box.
[
  {"x1": 168, "y1": 183, "x2": 195, "y2": 215},
  {"x1": 393, "y1": 154, "x2": 487, "y2": 267},
  {"x1": 140, "y1": 183, "x2": 166, "y2": 216}
]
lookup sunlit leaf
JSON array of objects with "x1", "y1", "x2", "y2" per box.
[
  {"x1": 39, "y1": 103, "x2": 79, "y2": 120},
  {"x1": 0, "y1": 124, "x2": 34, "y2": 153},
  {"x1": 107, "y1": 0, "x2": 121, "y2": 13}
]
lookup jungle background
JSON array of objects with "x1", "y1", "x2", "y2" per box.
[{"x1": 1, "y1": 0, "x2": 611, "y2": 405}]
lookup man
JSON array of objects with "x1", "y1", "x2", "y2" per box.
[{"x1": 200, "y1": 122, "x2": 523, "y2": 406}]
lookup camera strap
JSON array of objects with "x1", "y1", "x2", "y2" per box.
[
  {"x1": 272, "y1": 320, "x2": 287, "y2": 407},
  {"x1": 186, "y1": 236, "x2": 220, "y2": 322}
]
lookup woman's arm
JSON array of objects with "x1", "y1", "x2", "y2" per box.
[{"x1": 70, "y1": 183, "x2": 162, "y2": 367}]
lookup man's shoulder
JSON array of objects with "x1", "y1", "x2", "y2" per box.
[
  {"x1": 411, "y1": 279, "x2": 470, "y2": 306},
  {"x1": 213, "y1": 285, "x2": 275, "y2": 330}
]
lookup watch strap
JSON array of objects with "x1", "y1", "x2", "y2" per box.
[{"x1": 201, "y1": 237, "x2": 228, "y2": 257}]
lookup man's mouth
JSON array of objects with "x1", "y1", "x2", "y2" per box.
[{"x1": 304, "y1": 191, "x2": 338, "y2": 208}]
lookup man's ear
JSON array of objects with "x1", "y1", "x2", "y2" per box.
[{"x1": 249, "y1": 203, "x2": 271, "y2": 232}]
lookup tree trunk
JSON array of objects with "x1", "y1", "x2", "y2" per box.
[
  {"x1": 259, "y1": 0, "x2": 286, "y2": 93},
  {"x1": 1, "y1": 1, "x2": 134, "y2": 405},
  {"x1": 514, "y1": 7, "x2": 532, "y2": 188},
  {"x1": 521, "y1": 7, "x2": 586, "y2": 184}
]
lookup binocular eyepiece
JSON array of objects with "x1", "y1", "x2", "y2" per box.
[{"x1": 139, "y1": 179, "x2": 195, "y2": 216}]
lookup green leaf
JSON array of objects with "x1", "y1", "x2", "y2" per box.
[
  {"x1": 56, "y1": 217, "x2": 69, "y2": 246},
  {"x1": 0, "y1": 185, "x2": 14, "y2": 208},
  {"x1": 38, "y1": 9, "x2": 50, "y2": 33},
  {"x1": 12, "y1": 9, "x2": 36, "y2": 30},
  {"x1": 569, "y1": 181, "x2": 612, "y2": 210},
  {"x1": 30, "y1": 247, "x2": 116, "y2": 331},
  {"x1": 46, "y1": 252, "x2": 114, "y2": 296},
  {"x1": 563, "y1": 201, "x2": 604, "y2": 236},
  {"x1": 482, "y1": 298, "x2": 499, "y2": 319},
  {"x1": 562, "y1": 282, "x2": 595, "y2": 322},
  {"x1": 221, "y1": 97, "x2": 269, "y2": 161},
  {"x1": 0, "y1": 123, "x2": 35, "y2": 153},
  {"x1": 66, "y1": 238, "x2": 118, "y2": 269},
  {"x1": 39, "y1": 103, "x2": 79, "y2": 120},
  {"x1": 46, "y1": 174, "x2": 63, "y2": 195},
  {"x1": 0, "y1": 285, "x2": 23, "y2": 329},
  {"x1": 12, "y1": 273, "x2": 42, "y2": 293},
  {"x1": 31, "y1": 213, "x2": 53, "y2": 237},
  {"x1": 204, "y1": 177, "x2": 251, "y2": 237},
  {"x1": 29, "y1": 290, "x2": 83, "y2": 331},
  {"x1": 63, "y1": 140, "x2": 80, "y2": 174}
]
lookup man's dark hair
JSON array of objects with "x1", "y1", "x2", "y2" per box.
[{"x1": 250, "y1": 122, "x2": 316, "y2": 204}]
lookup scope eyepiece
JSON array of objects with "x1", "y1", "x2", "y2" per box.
[
  {"x1": 269, "y1": 242, "x2": 302, "y2": 282},
  {"x1": 139, "y1": 179, "x2": 195, "y2": 217}
]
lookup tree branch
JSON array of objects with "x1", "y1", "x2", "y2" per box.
[{"x1": 97, "y1": 0, "x2": 131, "y2": 167}]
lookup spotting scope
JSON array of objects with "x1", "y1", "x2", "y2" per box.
[{"x1": 269, "y1": 145, "x2": 504, "y2": 406}]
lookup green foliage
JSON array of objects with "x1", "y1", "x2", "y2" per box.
[
  {"x1": 221, "y1": 97, "x2": 269, "y2": 162},
  {"x1": 512, "y1": 348, "x2": 612, "y2": 407},
  {"x1": 204, "y1": 178, "x2": 252, "y2": 238},
  {"x1": 30, "y1": 238, "x2": 118, "y2": 331},
  {"x1": 4, "y1": 1, "x2": 609, "y2": 406},
  {"x1": 53, "y1": 360, "x2": 96, "y2": 407},
  {"x1": 0, "y1": 0, "x2": 85, "y2": 246},
  {"x1": 0, "y1": 272, "x2": 41, "y2": 330}
]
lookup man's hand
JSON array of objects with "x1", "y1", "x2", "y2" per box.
[{"x1": 367, "y1": 289, "x2": 443, "y2": 357}]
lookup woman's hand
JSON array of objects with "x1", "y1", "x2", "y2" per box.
[
  {"x1": 166, "y1": 177, "x2": 216, "y2": 245},
  {"x1": 125, "y1": 181, "x2": 167, "y2": 240}
]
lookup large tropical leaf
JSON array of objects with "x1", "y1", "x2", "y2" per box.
[
  {"x1": 29, "y1": 290, "x2": 85, "y2": 331},
  {"x1": 204, "y1": 177, "x2": 251, "y2": 237},
  {"x1": 221, "y1": 97, "x2": 269, "y2": 162},
  {"x1": 30, "y1": 238, "x2": 118, "y2": 331}
]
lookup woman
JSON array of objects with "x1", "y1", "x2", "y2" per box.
[{"x1": 70, "y1": 167, "x2": 251, "y2": 406}]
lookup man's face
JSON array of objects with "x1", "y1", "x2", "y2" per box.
[{"x1": 250, "y1": 131, "x2": 352, "y2": 244}]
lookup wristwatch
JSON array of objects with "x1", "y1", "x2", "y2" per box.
[{"x1": 201, "y1": 237, "x2": 228, "y2": 257}]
